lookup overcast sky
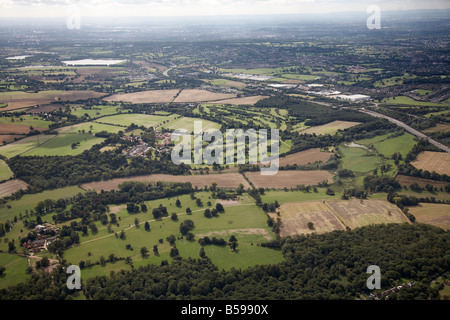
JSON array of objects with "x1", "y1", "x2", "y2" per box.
[{"x1": 0, "y1": 0, "x2": 449, "y2": 17}]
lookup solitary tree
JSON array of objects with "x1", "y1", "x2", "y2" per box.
[
  {"x1": 140, "y1": 247, "x2": 149, "y2": 257},
  {"x1": 144, "y1": 221, "x2": 150, "y2": 231}
]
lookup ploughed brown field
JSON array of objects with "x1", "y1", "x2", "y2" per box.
[
  {"x1": 245, "y1": 170, "x2": 334, "y2": 189},
  {"x1": 270, "y1": 199, "x2": 409, "y2": 237},
  {"x1": 0, "y1": 90, "x2": 106, "y2": 111},
  {"x1": 278, "y1": 148, "x2": 332, "y2": 166},
  {"x1": 0, "y1": 134, "x2": 26, "y2": 144},
  {"x1": 0, "y1": 179, "x2": 29, "y2": 198},
  {"x1": 80, "y1": 172, "x2": 250, "y2": 191},
  {"x1": 0, "y1": 123, "x2": 47, "y2": 134},
  {"x1": 411, "y1": 151, "x2": 450, "y2": 176},
  {"x1": 408, "y1": 203, "x2": 450, "y2": 230}
]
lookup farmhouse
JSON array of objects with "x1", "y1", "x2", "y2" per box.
[{"x1": 336, "y1": 94, "x2": 371, "y2": 102}]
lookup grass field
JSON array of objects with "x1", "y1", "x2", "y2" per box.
[
  {"x1": 340, "y1": 145, "x2": 380, "y2": 173},
  {"x1": 21, "y1": 134, "x2": 105, "y2": 156},
  {"x1": 160, "y1": 117, "x2": 221, "y2": 132},
  {"x1": 98, "y1": 113, "x2": 179, "y2": 128},
  {"x1": 373, "y1": 133, "x2": 417, "y2": 158},
  {"x1": 0, "y1": 253, "x2": 30, "y2": 290},
  {"x1": 300, "y1": 121, "x2": 361, "y2": 135},
  {"x1": 81, "y1": 173, "x2": 251, "y2": 192},
  {"x1": 0, "y1": 159, "x2": 13, "y2": 181},
  {"x1": 58, "y1": 122, "x2": 125, "y2": 134},
  {"x1": 202, "y1": 79, "x2": 247, "y2": 89},
  {"x1": 381, "y1": 96, "x2": 445, "y2": 107},
  {"x1": 411, "y1": 151, "x2": 450, "y2": 176},
  {"x1": 69, "y1": 104, "x2": 123, "y2": 119},
  {"x1": 408, "y1": 203, "x2": 450, "y2": 230},
  {"x1": 0, "y1": 134, "x2": 56, "y2": 158},
  {"x1": 0, "y1": 185, "x2": 85, "y2": 223},
  {"x1": 62, "y1": 192, "x2": 283, "y2": 271},
  {"x1": 0, "y1": 115, "x2": 50, "y2": 132}
]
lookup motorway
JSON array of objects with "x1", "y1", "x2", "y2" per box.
[{"x1": 359, "y1": 108, "x2": 450, "y2": 153}]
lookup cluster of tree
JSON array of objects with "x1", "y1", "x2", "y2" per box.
[
  {"x1": 7, "y1": 148, "x2": 190, "y2": 191},
  {"x1": 363, "y1": 175, "x2": 401, "y2": 193},
  {"x1": 2, "y1": 223, "x2": 446, "y2": 300}
]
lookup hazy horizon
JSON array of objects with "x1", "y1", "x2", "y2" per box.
[{"x1": 0, "y1": 0, "x2": 449, "y2": 18}]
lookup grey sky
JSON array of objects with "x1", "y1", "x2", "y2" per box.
[{"x1": 0, "y1": 0, "x2": 449, "y2": 17}]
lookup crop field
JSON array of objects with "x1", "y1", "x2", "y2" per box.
[
  {"x1": 104, "y1": 89, "x2": 180, "y2": 103},
  {"x1": 326, "y1": 199, "x2": 410, "y2": 229},
  {"x1": 273, "y1": 201, "x2": 346, "y2": 236},
  {"x1": 395, "y1": 174, "x2": 449, "y2": 190},
  {"x1": 408, "y1": 203, "x2": 450, "y2": 230},
  {"x1": 0, "y1": 185, "x2": 85, "y2": 222},
  {"x1": 278, "y1": 148, "x2": 332, "y2": 166},
  {"x1": 422, "y1": 123, "x2": 450, "y2": 133},
  {"x1": 62, "y1": 192, "x2": 283, "y2": 271},
  {"x1": 271, "y1": 199, "x2": 409, "y2": 237},
  {"x1": 81, "y1": 172, "x2": 251, "y2": 192},
  {"x1": 0, "y1": 159, "x2": 13, "y2": 181},
  {"x1": 245, "y1": 170, "x2": 334, "y2": 189},
  {"x1": 0, "y1": 90, "x2": 106, "y2": 111},
  {"x1": 300, "y1": 120, "x2": 361, "y2": 135},
  {"x1": 411, "y1": 151, "x2": 450, "y2": 176},
  {"x1": 0, "y1": 134, "x2": 56, "y2": 158},
  {"x1": 21, "y1": 134, "x2": 105, "y2": 156},
  {"x1": 340, "y1": 145, "x2": 380, "y2": 173},
  {"x1": 97, "y1": 113, "x2": 178, "y2": 128},
  {"x1": 373, "y1": 133, "x2": 417, "y2": 158},
  {"x1": 0, "y1": 115, "x2": 50, "y2": 131},
  {"x1": 173, "y1": 89, "x2": 236, "y2": 103},
  {"x1": 0, "y1": 134, "x2": 26, "y2": 144},
  {"x1": 0, "y1": 179, "x2": 28, "y2": 198},
  {"x1": 208, "y1": 95, "x2": 269, "y2": 106}
]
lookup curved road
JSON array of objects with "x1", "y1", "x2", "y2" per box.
[{"x1": 359, "y1": 108, "x2": 450, "y2": 153}]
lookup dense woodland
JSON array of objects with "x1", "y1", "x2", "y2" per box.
[{"x1": 0, "y1": 223, "x2": 448, "y2": 300}]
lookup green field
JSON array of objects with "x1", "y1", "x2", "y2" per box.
[
  {"x1": 62, "y1": 192, "x2": 282, "y2": 272},
  {"x1": 0, "y1": 253, "x2": 30, "y2": 290},
  {"x1": 22, "y1": 134, "x2": 105, "y2": 156},
  {"x1": 373, "y1": 133, "x2": 417, "y2": 158},
  {"x1": 0, "y1": 185, "x2": 85, "y2": 224},
  {"x1": 59, "y1": 122, "x2": 125, "y2": 134},
  {"x1": 70, "y1": 105, "x2": 123, "y2": 119},
  {"x1": 0, "y1": 115, "x2": 50, "y2": 129},
  {"x1": 382, "y1": 96, "x2": 445, "y2": 107},
  {"x1": 0, "y1": 134, "x2": 56, "y2": 158},
  {"x1": 0, "y1": 160, "x2": 12, "y2": 181},
  {"x1": 161, "y1": 117, "x2": 221, "y2": 132},
  {"x1": 98, "y1": 113, "x2": 179, "y2": 128},
  {"x1": 340, "y1": 145, "x2": 380, "y2": 173}
]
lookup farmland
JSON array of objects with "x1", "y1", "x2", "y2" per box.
[
  {"x1": 0, "y1": 134, "x2": 56, "y2": 158},
  {"x1": 270, "y1": 198, "x2": 409, "y2": 237},
  {"x1": 0, "y1": 160, "x2": 13, "y2": 181},
  {"x1": 300, "y1": 120, "x2": 361, "y2": 135},
  {"x1": 0, "y1": 90, "x2": 106, "y2": 111},
  {"x1": 104, "y1": 89, "x2": 180, "y2": 104},
  {"x1": 208, "y1": 96, "x2": 269, "y2": 106},
  {"x1": 278, "y1": 148, "x2": 332, "y2": 166},
  {"x1": 411, "y1": 151, "x2": 450, "y2": 176},
  {"x1": 0, "y1": 179, "x2": 28, "y2": 198},
  {"x1": 407, "y1": 203, "x2": 450, "y2": 230},
  {"x1": 173, "y1": 89, "x2": 236, "y2": 103},
  {"x1": 245, "y1": 170, "x2": 334, "y2": 189}
]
